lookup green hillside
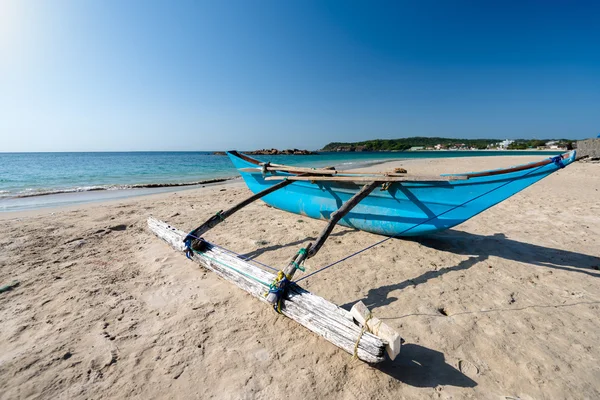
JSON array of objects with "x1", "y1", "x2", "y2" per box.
[
  {"x1": 321, "y1": 137, "x2": 574, "y2": 151},
  {"x1": 321, "y1": 137, "x2": 501, "y2": 151}
]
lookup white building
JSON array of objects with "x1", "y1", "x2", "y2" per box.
[{"x1": 498, "y1": 139, "x2": 514, "y2": 149}]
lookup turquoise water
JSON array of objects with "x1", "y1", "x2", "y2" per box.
[{"x1": 0, "y1": 150, "x2": 561, "y2": 212}]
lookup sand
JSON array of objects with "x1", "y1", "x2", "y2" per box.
[{"x1": 1, "y1": 156, "x2": 599, "y2": 400}]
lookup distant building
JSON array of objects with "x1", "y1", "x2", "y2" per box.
[
  {"x1": 409, "y1": 146, "x2": 425, "y2": 151},
  {"x1": 498, "y1": 139, "x2": 514, "y2": 149}
]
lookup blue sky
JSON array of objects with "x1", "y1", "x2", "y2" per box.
[{"x1": 1, "y1": 0, "x2": 598, "y2": 151}]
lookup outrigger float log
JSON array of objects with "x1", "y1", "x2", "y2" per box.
[
  {"x1": 148, "y1": 150, "x2": 576, "y2": 363},
  {"x1": 148, "y1": 218, "x2": 400, "y2": 362}
]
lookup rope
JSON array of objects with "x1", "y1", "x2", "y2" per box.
[
  {"x1": 353, "y1": 313, "x2": 372, "y2": 360},
  {"x1": 291, "y1": 248, "x2": 307, "y2": 271},
  {"x1": 266, "y1": 270, "x2": 290, "y2": 313},
  {"x1": 551, "y1": 155, "x2": 565, "y2": 169},
  {"x1": 292, "y1": 261, "x2": 305, "y2": 272},
  {"x1": 295, "y1": 160, "x2": 553, "y2": 283},
  {"x1": 260, "y1": 162, "x2": 270, "y2": 177}
]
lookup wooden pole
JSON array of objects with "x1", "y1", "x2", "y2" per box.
[
  {"x1": 265, "y1": 182, "x2": 381, "y2": 305},
  {"x1": 307, "y1": 181, "x2": 381, "y2": 258},
  {"x1": 185, "y1": 179, "x2": 294, "y2": 248}
]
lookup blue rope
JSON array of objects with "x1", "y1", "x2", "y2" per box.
[
  {"x1": 184, "y1": 238, "x2": 194, "y2": 260},
  {"x1": 267, "y1": 274, "x2": 289, "y2": 313},
  {"x1": 550, "y1": 155, "x2": 565, "y2": 169},
  {"x1": 295, "y1": 160, "x2": 553, "y2": 283}
]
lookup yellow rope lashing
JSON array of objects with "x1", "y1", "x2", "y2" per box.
[{"x1": 352, "y1": 313, "x2": 373, "y2": 360}]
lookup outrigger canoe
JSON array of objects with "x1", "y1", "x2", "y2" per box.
[
  {"x1": 147, "y1": 149, "x2": 575, "y2": 363},
  {"x1": 227, "y1": 150, "x2": 576, "y2": 237}
]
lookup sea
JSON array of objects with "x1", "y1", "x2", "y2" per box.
[{"x1": 0, "y1": 150, "x2": 561, "y2": 212}]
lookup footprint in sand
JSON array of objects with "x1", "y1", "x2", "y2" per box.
[
  {"x1": 254, "y1": 348, "x2": 270, "y2": 362},
  {"x1": 457, "y1": 359, "x2": 480, "y2": 378}
]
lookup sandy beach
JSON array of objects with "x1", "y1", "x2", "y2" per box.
[{"x1": 1, "y1": 155, "x2": 599, "y2": 400}]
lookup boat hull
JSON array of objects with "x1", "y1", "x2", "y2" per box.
[{"x1": 228, "y1": 152, "x2": 576, "y2": 237}]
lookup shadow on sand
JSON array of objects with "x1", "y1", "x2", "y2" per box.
[
  {"x1": 376, "y1": 343, "x2": 477, "y2": 388},
  {"x1": 365, "y1": 230, "x2": 597, "y2": 388},
  {"x1": 415, "y1": 230, "x2": 599, "y2": 278},
  {"x1": 337, "y1": 230, "x2": 599, "y2": 310},
  {"x1": 243, "y1": 229, "x2": 598, "y2": 388}
]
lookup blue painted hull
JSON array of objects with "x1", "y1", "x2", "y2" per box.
[{"x1": 228, "y1": 151, "x2": 576, "y2": 237}]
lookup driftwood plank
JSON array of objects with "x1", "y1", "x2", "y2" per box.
[{"x1": 147, "y1": 217, "x2": 389, "y2": 363}]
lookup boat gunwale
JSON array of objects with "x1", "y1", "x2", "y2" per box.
[{"x1": 227, "y1": 150, "x2": 575, "y2": 181}]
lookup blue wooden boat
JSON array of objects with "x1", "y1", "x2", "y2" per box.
[
  {"x1": 172, "y1": 149, "x2": 576, "y2": 355},
  {"x1": 227, "y1": 150, "x2": 576, "y2": 237}
]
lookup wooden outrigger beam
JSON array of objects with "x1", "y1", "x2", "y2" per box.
[
  {"x1": 148, "y1": 217, "x2": 400, "y2": 363},
  {"x1": 184, "y1": 178, "x2": 295, "y2": 247}
]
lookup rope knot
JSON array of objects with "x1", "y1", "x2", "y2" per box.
[
  {"x1": 260, "y1": 162, "x2": 271, "y2": 177},
  {"x1": 291, "y1": 261, "x2": 305, "y2": 272},
  {"x1": 184, "y1": 238, "x2": 194, "y2": 259},
  {"x1": 353, "y1": 313, "x2": 373, "y2": 360},
  {"x1": 550, "y1": 155, "x2": 565, "y2": 169},
  {"x1": 266, "y1": 270, "x2": 291, "y2": 313}
]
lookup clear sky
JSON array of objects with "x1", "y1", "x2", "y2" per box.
[{"x1": 1, "y1": 0, "x2": 598, "y2": 151}]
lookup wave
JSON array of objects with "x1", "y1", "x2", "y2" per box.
[{"x1": 2, "y1": 177, "x2": 238, "y2": 199}]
